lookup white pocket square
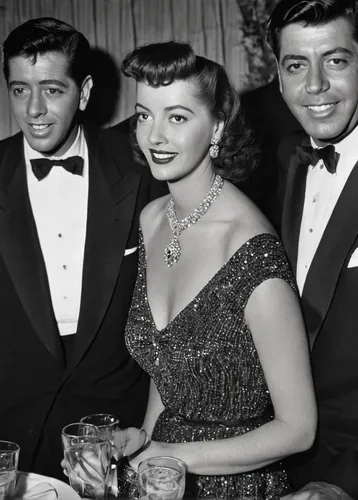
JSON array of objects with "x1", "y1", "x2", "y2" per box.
[
  {"x1": 348, "y1": 248, "x2": 358, "y2": 268},
  {"x1": 124, "y1": 246, "x2": 138, "y2": 256}
]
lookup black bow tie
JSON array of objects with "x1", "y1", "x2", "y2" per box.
[
  {"x1": 296, "y1": 137, "x2": 340, "y2": 174},
  {"x1": 30, "y1": 155, "x2": 84, "y2": 181}
]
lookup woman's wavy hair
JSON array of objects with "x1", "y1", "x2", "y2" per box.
[
  {"x1": 121, "y1": 41, "x2": 259, "y2": 183},
  {"x1": 267, "y1": 0, "x2": 358, "y2": 59}
]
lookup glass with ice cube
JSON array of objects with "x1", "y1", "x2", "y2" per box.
[
  {"x1": 138, "y1": 456, "x2": 186, "y2": 500},
  {"x1": 0, "y1": 440, "x2": 19, "y2": 500}
]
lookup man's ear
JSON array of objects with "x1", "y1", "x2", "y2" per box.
[
  {"x1": 275, "y1": 58, "x2": 283, "y2": 94},
  {"x1": 79, "y1": 75, "x2": 93, "y2": 111}
]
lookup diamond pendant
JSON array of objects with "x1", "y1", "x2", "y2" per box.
[
  {"x1": 164, "y1": 175, "x2": 224, "y2": 267},
  {"x1": 164, "y1": 236, "x2": 181, "y2": 267}
]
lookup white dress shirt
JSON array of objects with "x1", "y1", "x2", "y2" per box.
[
  {"x1": 296, "y1": 126, "x2": 358, "y2": 295},
  {"x1": 25, "y1": 126, "x2": 89, "y2": 335}
]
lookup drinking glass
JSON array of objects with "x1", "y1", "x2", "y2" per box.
[
  {"x1": 80, "y1": 414, "x2": 120, "y2": 497},
  {"x1": 61, "y1": 422, "x2": 98, "y2": 449},
  {"x1": 62, "y1": 423, "x2": 111, "y2": 499},
  {"x1": 80, "y1": 414, "x2": 119, "y2": 457},
  {"x1": 0, "y1": 441, "x2": 20, "y2": 499},
  {"x1": 138, "y1": 456, "x2": 186, "y2": 500}
]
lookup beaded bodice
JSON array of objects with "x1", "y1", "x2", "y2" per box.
[{"x1": 125, "y1": 232, "x2": 296, "y2": 424}]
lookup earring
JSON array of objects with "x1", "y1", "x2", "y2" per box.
[{"x1": 209, "y1": 138, "x2": 219, "y2": 159}]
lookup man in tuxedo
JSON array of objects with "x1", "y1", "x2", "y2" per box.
[
  {"x1": 0, "y1": 17, "x2": 165, "y2": 479},
  {"x1": 266, "y1": 0, "x2": 358, "y2": 498}
]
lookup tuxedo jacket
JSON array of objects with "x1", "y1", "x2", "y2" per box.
[
  {"x1": 0, "y1": 124, "x2": 166, "y2": 479},
  {"x1": 279, "y1": 131, "x2": 358, "y2": 498},
  {"x1": 239, "y1": 76, "x2": 301, "y2": 224}
]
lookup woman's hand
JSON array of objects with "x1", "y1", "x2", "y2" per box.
[
  {"x1": 128, "y1": 440, "x2": 171, "y2": 471},
  {"x1": 61, "y1": 458, "x2": 69, "y2": 478},
  {"x1": 113, "y1": 427, "x2": 148, "y2": 457}
]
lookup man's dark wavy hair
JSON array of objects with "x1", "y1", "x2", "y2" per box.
[
  {"x1": 267, "y1": 0, "x2": 358, "y2": 59},
  {"x1": 3, "y1": 17, "x2": 90, "y2": 88},
  {"x1": 121, "y1": 41, "x2": 259, "y2": 184}
]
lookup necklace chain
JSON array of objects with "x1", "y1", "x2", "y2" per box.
[{"x1": 164, "y1": 174, "x2": 224, "y2": 267}]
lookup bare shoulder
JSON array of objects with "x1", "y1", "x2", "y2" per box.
[
  {"x1": 221, "y1": 183, "x2": 277, "y2": 257},
  {"x1": 140, "y1": 194, "x2": 170, "y2": 237}
]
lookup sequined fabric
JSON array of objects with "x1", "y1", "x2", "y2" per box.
[{"x1": 125, "y1": 232, "x2": 296, "y2": 499}]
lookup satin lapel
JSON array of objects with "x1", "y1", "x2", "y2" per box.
[
  {"x1": 281, "y1": 149, "x2": 308, "y2": 275},
  {"x1": 64, "y1": 128, "x2": 140, "y2": 377},
  {"x1": 302, "y1": 161, "x2": 358, "y2": 348},
  {"x1": 0, "y1": 134, "x2": 64, "y2": 364}
]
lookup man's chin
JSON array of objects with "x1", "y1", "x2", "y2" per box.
[
  {"x1": 312, "y1": 129, "x2": 353, "y2": 146},
  {"x1": 303, "y1": 125, "x2": 346, "y2": 144},
  {"x1": 300, "y1": 116, "x2": 358, "y2": 144},
  {"x1": 24, "y1": 136, "x2": 58, "y2": 156}
]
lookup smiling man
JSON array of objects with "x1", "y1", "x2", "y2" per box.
[
  {"x1": 0, "y1": 17, "x2": 165, "y2": 479},
  {"x1": 8, "y1": 52, "x2": 91, "y2": 156},
  {"x1": 267, "y1": 1, "x2": 358, "y2": 499}
]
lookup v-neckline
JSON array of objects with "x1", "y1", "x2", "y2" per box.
[{"x1": 140, "y1": 231, "x2": 276, "y2": 334}]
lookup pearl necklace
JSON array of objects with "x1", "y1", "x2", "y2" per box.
[{"x1": 164, "y1": 174, "x2": 224, "y2": 267}]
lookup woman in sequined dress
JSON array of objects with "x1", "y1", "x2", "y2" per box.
[{"x1": 119, "y1": 41, "x2": 317, "y2": 499}]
